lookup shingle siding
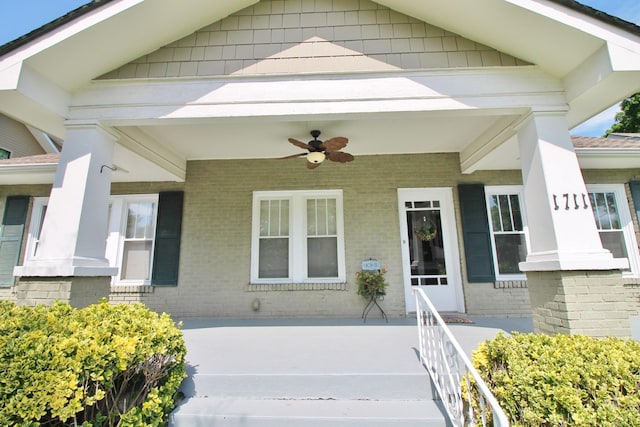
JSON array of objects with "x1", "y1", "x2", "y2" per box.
[{"x1": 99, "y1": 0, "x2": 528, "y2": 80}]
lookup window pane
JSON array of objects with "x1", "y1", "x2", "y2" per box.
[
  {"x1": 260, "y1": 200, "x2": 289, "y2": 236},
  {"x1": 307, "y1": 237, "x2": 338, "y2": 277},
  {"x1": 121, "y1": 240, "x2": 152, "y2": 280},
  {"x1": 307, "y1": 198, "x2": 337, "y2": 236},
  {"x1": 494, "y1": 234, "x2": 527, "y2": 274},
  {"x1": 126, "y1": 202, "x2": 155, "y2": 239},
  {"x1": 499, "y1": 195, "x2": 513, "y2": 231},
  {"x1": 510, "y1": 195, "x2": 523, "y2": 231},
  {"x1": 259, "y1": 238, "x2": 288, "y2": 278},
  {"x1": 490, "y1": 195, "x2": 502, "y2": 232},
  {"x1": 599, "y1": 231, "x2": 628, "y2": 259}
]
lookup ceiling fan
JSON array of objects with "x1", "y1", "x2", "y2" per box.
[{"x1": 281, "y1": 130, "x2": 354, "y2": 169}]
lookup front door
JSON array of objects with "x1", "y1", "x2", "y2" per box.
[{"x1": 398, "y1": 188, "x2": 463, "y2": 313}]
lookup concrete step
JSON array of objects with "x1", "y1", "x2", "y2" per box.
[
  {"x1": 169, "y1": 397, "x2": 449, "y2": 427},
  {"x1": 180, "y1": 372, "x2": 435, "y2": 400}
]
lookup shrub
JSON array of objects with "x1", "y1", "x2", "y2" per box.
[
  {"x1": 0, "y1": 300, "x2": 186, "y2": 426},
  {"x1": 355, "y1": 269, "x2": 388, "y2": 298},
  {"x1": 467, "y1": 332, "x2": 640, "y2": 426}
]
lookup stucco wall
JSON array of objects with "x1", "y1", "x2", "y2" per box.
[{"x1": 100, "y1": 0, "x2": 528, "y2": 80}]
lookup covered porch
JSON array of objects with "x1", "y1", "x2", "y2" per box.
[{"x1": 169, "y1": 315, "x2": 534, "y2": 426}]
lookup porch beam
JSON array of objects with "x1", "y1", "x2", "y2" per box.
[
  {"x1": 68, "y1": 67, "x2": 567, "y2": 124},
  {"x1": 564, "y1": 44, "x2": 640, "y2": 129}
]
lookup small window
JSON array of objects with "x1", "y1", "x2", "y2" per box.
[
  {"x1": 485, "y1": 186, "x2": 529, "y2": 279},
  {"x1": 105, "y1": 195, "x2": 159, "y2": 284},
  {"x1": 587, "y1": 184, "x2": 640, "y2": 276},
  {"x1": 251, "y1": 190, "x2": 345, "y2": 283},
  {"x1": 25, "y1": 197, "x2": 47, "y2": 260},
  {"x1": 0, "y1": 148, "x2": 10, "y2": 160}
]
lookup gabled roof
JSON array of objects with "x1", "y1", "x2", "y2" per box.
[{"x1": 1, "y1": 0, "x2": 640, "y2": 177}]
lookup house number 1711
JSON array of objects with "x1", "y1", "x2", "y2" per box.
[{"x1": 552, "y1": 193, "x2": 589, "y2": 211}]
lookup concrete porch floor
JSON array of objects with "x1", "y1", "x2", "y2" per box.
[{"x1": 169, "y1": 315, "x2": 533, "y2": 426}]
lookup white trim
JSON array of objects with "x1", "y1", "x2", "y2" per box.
[
  {"x1": 105, "y1": 194, "x2": 159, "y2": 286},
  {"x1": 24, "y1": 197, "x2": 48, "y2": 262},
  {"x1": 484, "y1": 185, "x2": 530, "y2": 281},
  {"x1": 251, "y1": 189, "x2": 345, "y2": 284},
  {"x1": 586, "y1": 184, "x2": 640, "y2": 277},
  {"x1": 397, "y1": 187, "x2": 464, "y2": 313}
]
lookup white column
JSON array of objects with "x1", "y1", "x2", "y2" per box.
[
  {"x1": 15, "y1": 124, "x2": 118, "y2": 277},
  {"x1": 517, "y1": 112, "x2": 627, "y2": 271}
]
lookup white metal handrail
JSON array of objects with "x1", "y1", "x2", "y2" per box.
[{"x1": 413, "y1": 288, "x2": 509, "y2": 427}]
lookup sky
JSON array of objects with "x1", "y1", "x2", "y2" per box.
[{"x1": 0, "y1": 0, "x2": 639, "y2": 136}]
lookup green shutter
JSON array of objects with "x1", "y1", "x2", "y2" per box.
[
  {"x1": 629, "y1": 181, "x2": 640, "y2": 218},
  {"x1": 151, "y1": 191, "x2": 183, "y2": 286},
  {"x1": 458, "y1": 184, "x2": 495, "y2": 283},
  {"x1": 0, "y1": 196, "x2": 29, "y2": 286}
]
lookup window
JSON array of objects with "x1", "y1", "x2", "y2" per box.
[
  {"x1": 485, "y1": 186, "x2": 529, "y2": 279},
  {"x1": 106, "y1": 195, "x2": 158, "y2": 284},
  {"x1": 26, "y1": 192, "x2": 182, "y2": 286},
  {"x1": 25, "y1": 197, "x2": 47, "y2": 260},
  {"x1": 587, "y1": 184, "x2": 640, "y2": 276},
  {"x1": 0, "y1": 148, "x2": 10, "y2": 160},
  {"x1": 251, "y1": 190, "x2": 345, "y2": 283}
]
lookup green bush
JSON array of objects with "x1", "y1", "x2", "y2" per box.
[
  {"x1": 0, "y1": 300, "x2": 186, "y2": 426},
  {"x1": 467, "y1": 333, "x2": 640, "y2": 426}
]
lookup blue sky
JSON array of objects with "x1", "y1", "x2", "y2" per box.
[{"x1": 0, "y1": 0, "x2": 639, "y2": 136}]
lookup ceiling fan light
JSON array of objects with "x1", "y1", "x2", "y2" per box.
[{"x1": 307, "y1": 152, "x2": 325, "y2": 164}]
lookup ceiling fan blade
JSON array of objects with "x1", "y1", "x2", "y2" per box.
[
  {"x1": 327, "y1": 151, "x2": 354, "y2": 163},
  {"x1": 321, "y1": 137, "x2": 348, "y2": 152},
  {"x1": 279, "y1": 152, "x2": 307, "y2": 159},
  {"x1": 306, "y1": 160, "x2": 322, "y2": 169},
  {"x1": 288, "y1": 138, "x2": 312, "y2": 150}
]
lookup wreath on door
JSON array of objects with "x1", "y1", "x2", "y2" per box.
[{"x1": 415, "y1": 219, "x2": 437, "y2": 241}]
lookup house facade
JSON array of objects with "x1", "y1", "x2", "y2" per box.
[{"x1": 0, "y1": 0, "x2": 639, "y2": 337}]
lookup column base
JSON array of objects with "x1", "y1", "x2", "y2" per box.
[
  {"x1": 526, "y1": 270, "x2": 631, "y2": 338},
  {"x1": 15, "y1": 276, "x2": 111, "y2": 308}
]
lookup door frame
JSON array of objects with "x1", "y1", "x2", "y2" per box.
[{"x1": 397, "y1": 187, "x2": 465, "y2": 313}]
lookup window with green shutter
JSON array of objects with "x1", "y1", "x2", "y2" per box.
[
  {"x1": 152, "y1": 191, "x2": 184, "y2": 286},
  {"x1": 458, "y1": 184, "x2": 495, "y2": 283},
  {"x1": 0, "y1": 196, "x2": 29, "y2": 286}
]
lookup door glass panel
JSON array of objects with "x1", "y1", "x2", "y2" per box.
[{"x1": 407, "y1": 207, "x2": 446, "y2": 283}]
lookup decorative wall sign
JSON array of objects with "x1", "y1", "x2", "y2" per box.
[
  {"x1": 552, "y1": 193, "x2": 590, "y2": 211},
  {"x1": 362, "y1": 259, "x2": 381, "y2": 271}
]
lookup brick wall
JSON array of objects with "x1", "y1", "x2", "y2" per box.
[
  {"x1": 3, "y1": 162, "x2": 640, "y2": 319},
  {"x1": 100, "y1": 0, "x2": 528, "y2": 79},
  {"x1": 131, "y1": 153, "x2": 526, "y2": 318}
]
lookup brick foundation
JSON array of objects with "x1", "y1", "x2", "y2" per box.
[
  {"x1": 526, "y1": 270, "x2": 631, "y2": 337},
  {"x1": 15, "y1": 276, "x2": 110, "y2": 308}
]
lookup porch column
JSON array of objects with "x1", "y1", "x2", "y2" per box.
[
  {"x1": 517, "y1": 111, "x2": 630, "y2": 337},
  {"x1": 14, "y1": 123, "x2": 118, "y2": 307}
]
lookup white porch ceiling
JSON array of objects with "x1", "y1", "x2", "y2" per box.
[{"x1": 125, "y1": 113, "x2": 505, "y2": 160}]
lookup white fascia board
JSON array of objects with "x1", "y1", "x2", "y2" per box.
[
  {"x1": 508, "y1": 0, "x2": 640, "y2": 50},
  {"x1": 0, "y1": 165, "x2": 57, "y2": 185},
  {"x1": 576, "y1": 148, "x2": 640, "y2": 169},
  {"x1": 0, "y1": 0, "x2": 144, "y2": 68},
  {"x1": 69, "y1": 67, "x2": 566, "y2": 123}
]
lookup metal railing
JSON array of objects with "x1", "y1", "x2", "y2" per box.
[{"x1": 413, "y1": 288, "x2": 509, "y2": 427}]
